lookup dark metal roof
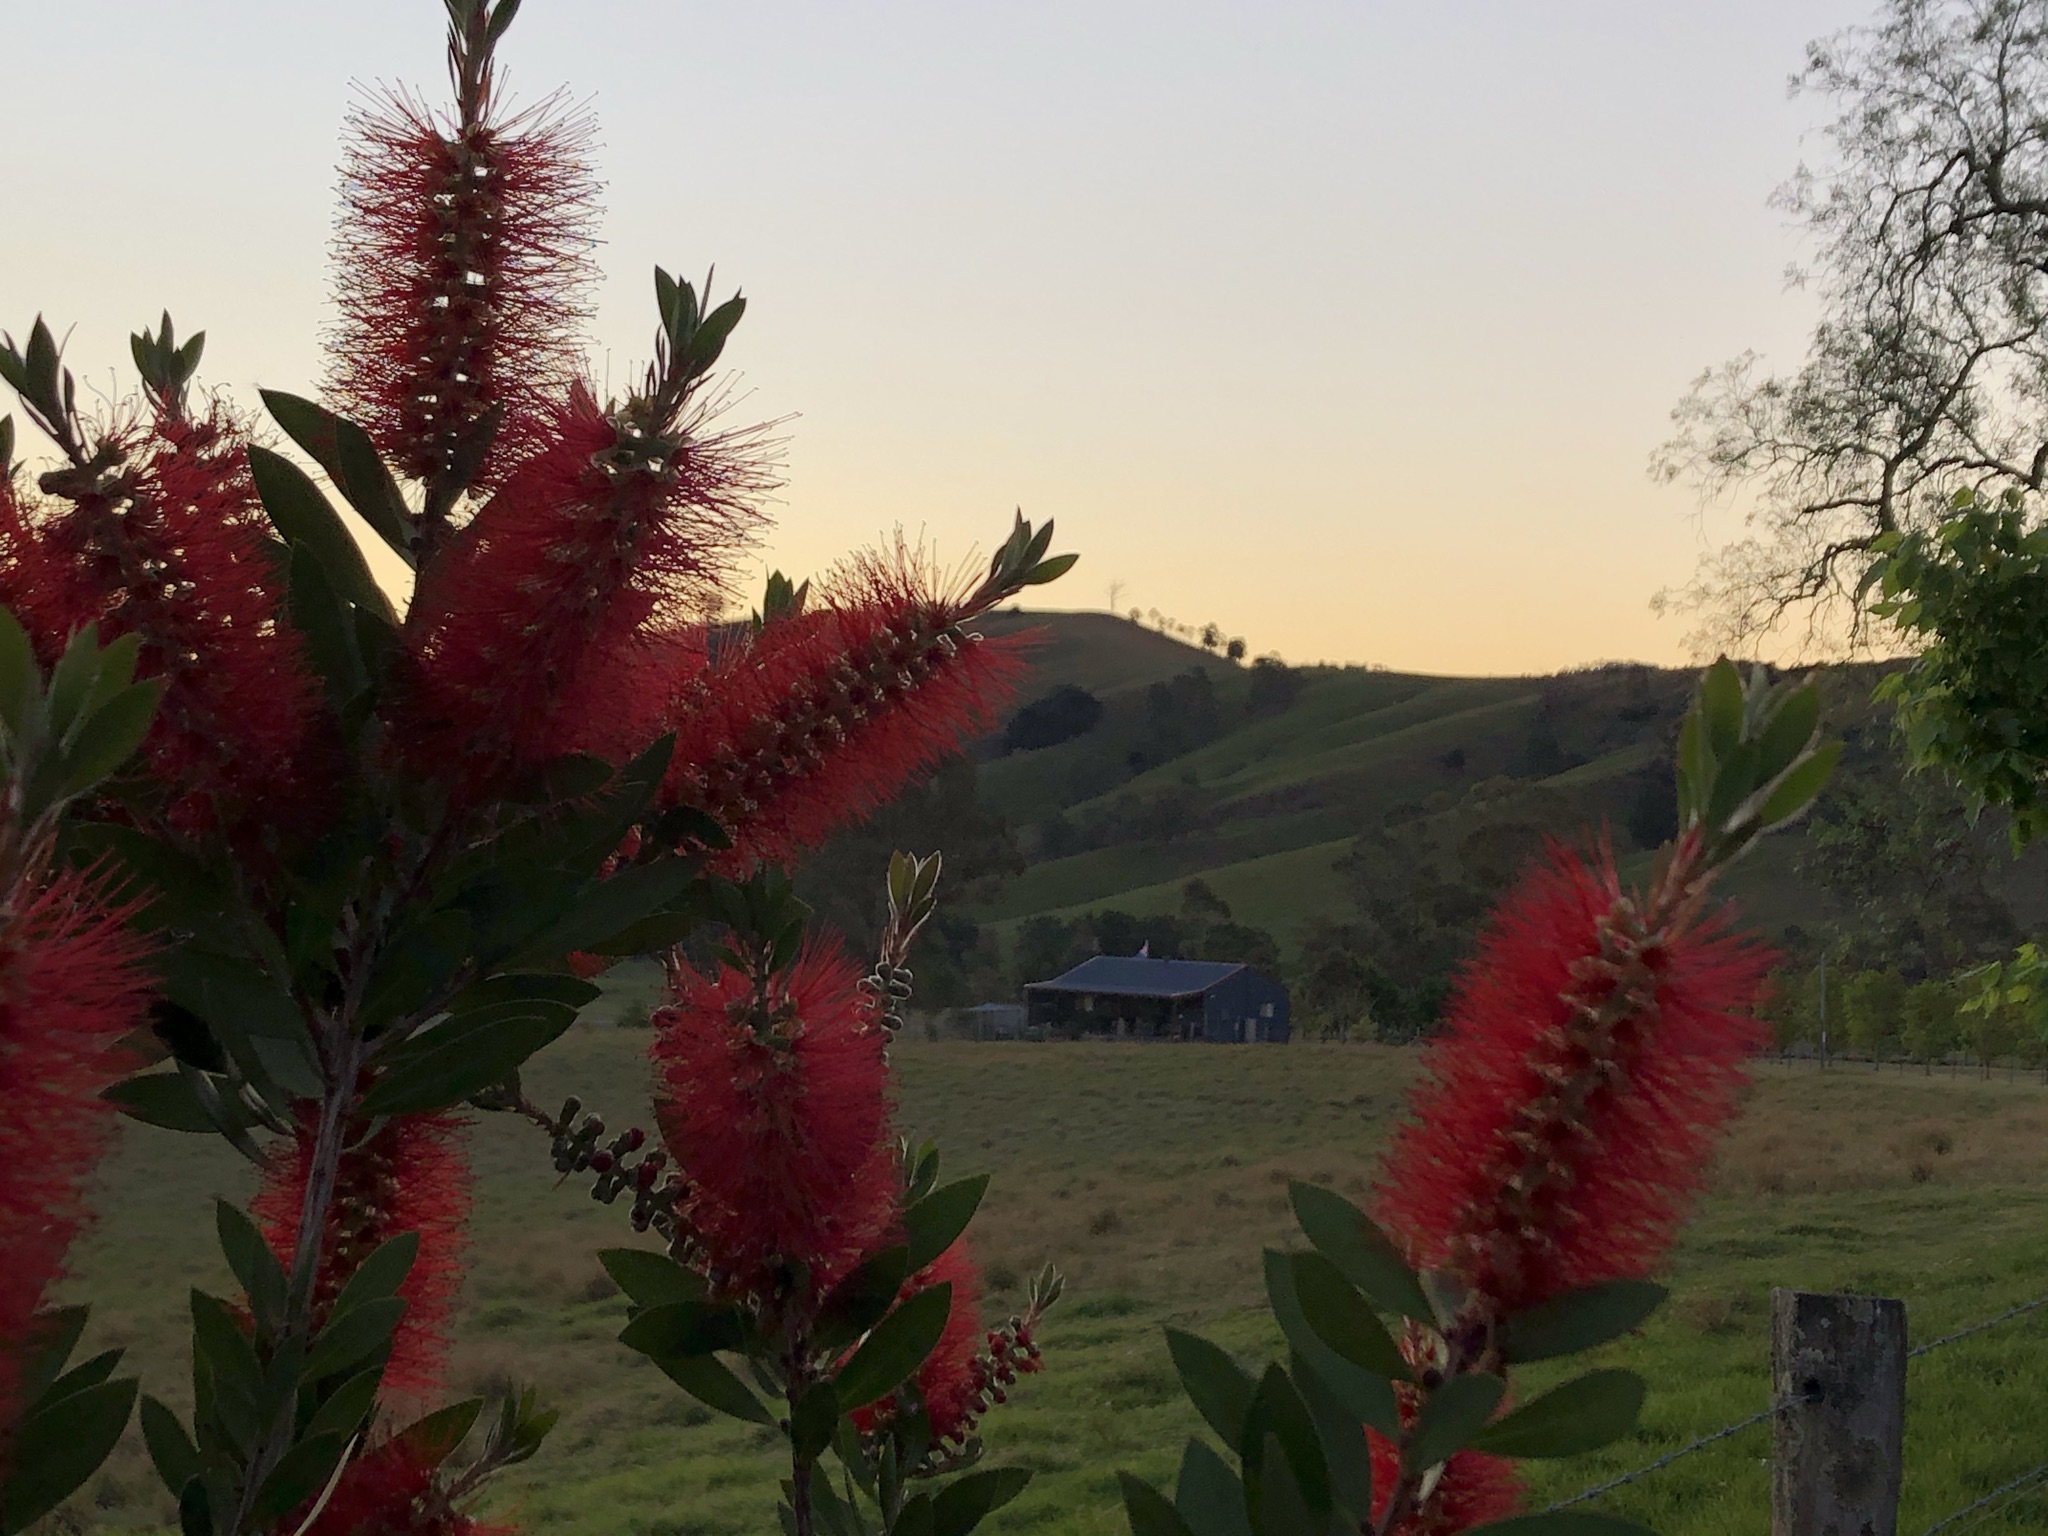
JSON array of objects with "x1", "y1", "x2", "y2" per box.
[{"x1": 1024, "y1": 955, "x2": 1247, "y2": 998}]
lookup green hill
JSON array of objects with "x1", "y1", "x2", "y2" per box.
[{"x1": 938, "y1": 611, "x2": 2046, "y2": 1017}]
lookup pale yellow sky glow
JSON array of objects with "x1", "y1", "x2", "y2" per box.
[{"x1": 9, "y1": 1, "x2": 1858, "y2": 673}]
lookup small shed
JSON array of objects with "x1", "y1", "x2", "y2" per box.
[
  {"x1": 960, "y1": 1002, "x2": 1027, "y2": 1040},
  {"x1": 1023, "y1": 956, "x2": 1290, "y2": 1042}
]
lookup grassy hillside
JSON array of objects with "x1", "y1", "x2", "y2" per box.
[
  {"x1": 964, "y1": 615, "x2": 1903, "y2": 984},
  {"x1": 61, "y1": 1030, "x2": 2048, "y2": 1535}
]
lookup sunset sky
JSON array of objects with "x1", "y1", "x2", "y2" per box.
[{"x1": 9, "y1": 1, "x2": 1859, "y2": 674}]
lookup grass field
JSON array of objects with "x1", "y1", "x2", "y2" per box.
[{"x1": 57, "y1": 1027, "x2": 2048, "y2": 1536}]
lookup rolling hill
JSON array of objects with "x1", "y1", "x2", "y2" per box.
[{"x1": 953, "y1": 610, "x2": 2044, "y2": 997}]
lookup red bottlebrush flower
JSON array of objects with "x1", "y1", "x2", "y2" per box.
[
  {"x1": 326, "y1": 86, "x2": 597, "y2": 497},
  {"x1": 399, "y1": 385, "x2": 764, "y2": 795},
  {"x1": 660, "y1": 555, "x2": 1030, "y2": 871},
  {"x1": 255, "y1": 1113, "x2": 471, "y2": 1403},
  {"x1": 19, "y1": 406, "x2": 326, "y2": 838},
  {"x1": 1366, "y1": 1430, "x2": 1520, "y2": 1536},
  {"x1": 296, "y1": 1433, "x2": 511, "y2": 1536},
  {"x1": 848, "y1": 1241, "x2": 986, "y2": 1443},
  {"x1": 1374, "y1": 838, "x2": 1771, "y2": 1318},
  {"x1": 0, "y1": 472, "x2": 91, "y2": 668},
  {"x1": 0, "y1": 871, "x2": 154, "y2": 1455},
  {"x1": 650, "y1": 940, "x2": 896, "y2": 1312}
]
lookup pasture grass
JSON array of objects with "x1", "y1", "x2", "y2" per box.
[{"x1": 58, "y1": 1039, "x2": 2048, "y2": 1535}]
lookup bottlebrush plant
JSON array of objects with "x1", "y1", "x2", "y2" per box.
[
  {"x1": 1119, "y1": 660, "x2": 1839, "y2": 1536},
  {"x1": 0, "y1": 2, "x2": 1069, "y2": 1534},
  {"x1": 0, "y1": 615, "x2": 164, "y2": 1534}
]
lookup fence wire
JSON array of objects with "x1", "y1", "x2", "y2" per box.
[
  {"x1": 1540, "y1": 1287, "x2": 2048, "y2": 1518},
  {"x1": 1920, "y1": 1461, "x2": 2048, "y2": 1536}
]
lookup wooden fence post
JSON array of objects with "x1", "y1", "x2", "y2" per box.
[{"x1": 1771, "y1": 1288, "x2": 1906, "y2": 1536}]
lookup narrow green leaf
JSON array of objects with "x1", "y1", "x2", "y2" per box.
[
  {"x1": 0, "y1": 1379, "x2": 137, "y2": 1535},
  {"x1": 905, "y1": 1175, "x2": 989, "y2": 1272},
  {"x1": 1261, "y1": 1250, "x2": 1400, "y2": 1438},
  {"x1": 617, "y1": 1301, "x2": 743, "y2": 1361},
  {"x1": 215, "y1": 1200, "x2": 287, "y2": 1337},
  {"x1": 1173, "y1": 1439, "x2": 1252, "y2": 1536},
  {"x1": 56, "y1": 679, "x2": 161, "y2": 799},
  {"x1": 393, "y1": 1399, "x2": 485, "y2": 1465},
  {"x1": 1289, "y1": 1251, "x2": 1404, "y2": 1376},
  {"x1": 1755, "y1": 741, "x2": 1843, "y2": 830},
  {"x1": 329, "y1": 1232, "x2": 419, "y2": 1320},
  {"x1": 789, "y1": 1381, "x2": 839, "y2": 1465},
  {"x1": 1497, "y1": 1281, "x2": 1667, "y2": 1364},
  {"x1": 930, "y1": 1467, "x2": 1031, "y2": 1536},
  {"x1": 1117, "y1": 1472, "x2": 1197, "y2": 1536},
  {"x1": 249, "y1": 1432, "x2": 348, "y2": 1523},
  {"x1": 652, "y1": 1353, "x2": 771, "y2": 1423},
  {"x1": 304, "y1": 1366, "x2": 383, "y2": 1442},
  {"x1": 1163, "y1": 1329, "x2": 1256, "y2": 1447},
  {"x1": 1288, "y1": 1182, "x2": 1431, "y2": 1322},
  {"x1": 599, "y1": 1248, "x2": 705, "y2": 1308},
  {"x1": 1699, "y1": 659, "x2": 1743, "y2": 758},
  {"x1": 1288, "y1": 1352, "x2": 1373, "y2": 1522},
  {"x1": 303, "y1": 1297, "x2": 406, "y2": 1382},
  {"x1": 259, "y1": 391, "x2": 414, "y2": 562},
  {"x1": 1404, "y1": 1372, "x2": 1505, "y2": 1472},
  {"x1": 245, "y1": 444, "x2": 394, "y2": 622},
  {"x1": 1469, "y1": 1370, "x2": 1646, "y2": 1460},
  {"x1": 139, "y1": 1396, "x2": 200, "y2": 1497},
  {"x1": 834, "y1": 1282, "x2": 953, "y2": 1411}
]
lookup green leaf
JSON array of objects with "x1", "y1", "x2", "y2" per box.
[
  {"x1": 906, "y1": 1175, "x2": 989, "y2": 1272},
  {"x1": 652, "y1": 1353, "x2": 772, "y2": 1424},
  {"x1": 1461, "y1": 1516, "x2": 1658, "y2": 1536},
  {"x1": 56, "y1": 679, "x2": 161, "y2": 799},
  {"x1": 1288, "y1": 1251, "x2": 1403, "y2": 1376},
  {"x1": 1021, "y1": 552, "x2": 1079, "y2": 587},
  {"x1": 1288, "y1": 1182, "x2": 1431, "y2": 1322},
  {"x1": 789, "y1": 1381, "x2": 839, "y2": 1465},
  {"x1": 189, "y1": 1291, "x2": 264, "y2": 1435},
  {"x1": 814, "y1": 1245, "x2": 911, "y2": 1353},
  {"x1": 1260, "y1": 1250, "x2": 1399, "y2": 1438},
  {"x1": 1173, "y1": 1440, "x2": 1252, "y2": 1536},
  {"x1": 15, "y1": 1309, "x2": 88, "y2": 1409},
  {"x1": 40, "y1": 1350, "x2": 122, "y2": 1409},
  {"x1": 1163, "y1": 1329, "x2": 1255, "y2": 1447},
  {"x1": 599, "y1": 1248, "x2": 705, "y2": 1308},
  {"x1": 1469, "y1": 1370, "x2": 1646, "y2": 1460},
  {"x1": 1404, "y1": 1372, "x2": 1505, "y2": 1472},
  {"x1": 393, "y1": 1399, "x2": 485, "y2": 1465},
  {"x1": 1755, "y1": 741, "x2": 1843, "y2": 830},
  {"x1": 1240, "y1": 1429, "x2": 1322, "y2": 1536},
  {"x1": 329, "y1": 1232, "x2": 419, "y2": 1319},
  {"x1": 1288, "y1": 1352, "x2": 1373, "y2": 1522},
  {"x1": 834, "y1": 1282, "x2": 953, "y2": 1411},
  {"x1": 215, "y1": 1201, "x2": 287, "y2": 1338},
  {"x1": 1117, "y1": 1472, "x2": 1197, "y2": 1536},
  {"x1": 0, "y1": 1379, "x2": 137, "y2": 1535},
  {"x1": 286, "y1": 540, "x2": 367, "y2": 708},
  {"x1": 303, "y1": 1296, "x2": 406, "y2": 1382},
  {"x1": 249, "y1": 1432, "x2": 348, "y2": 1524},
  {"x1": 102, "y1": 1071, "x2": 225, "y2": 1134},
  {"x1": 245, "y1": 444, "x2": 394, "y2": 622},
  {"x1": 259, "y1": 391, "x2": 414, "y2": 563},
  {"x1": 1752, "y1": 682, "x2": 1820, "y2": 782},
  {"x1": 931, "y1": 1467, "x2": 1031, "y2": 1536},
  {"x1": 360, "y1": 1004, "x2": 574, "y2": 1116},
  {"x1": 1497, "y1": 1281, "x2": 1667, "y2": 1364},
  {"x1": 1698, "y1": 659, "x2": 1743, "y2": 759},
  {"x1": 139, "y1": 1395, "x2": 201, "y2": 1496},
  {"x1": 618, "y1": 1301, "x2": 744, "y2": 1361},
  {"x1": 514, "y1": 857, "x2": 702, "y2": 964},
  {"x1": 304, "y1": 1366, "x2": 384, "y2": 1443},
  {"x1": 1244, "y1": 1366, "x2": 1331, "y2": 1521},
  {"x1": 360, "y1": 909, "x2": 475, "y2": 1030},
  {"x1": 0, "y1": 604, "x2": 36, "y2": 735}
]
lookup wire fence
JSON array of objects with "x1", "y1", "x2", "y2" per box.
[{"x1": 1537, "y1": 1287, "x2": 2048, "y2": 1530}]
